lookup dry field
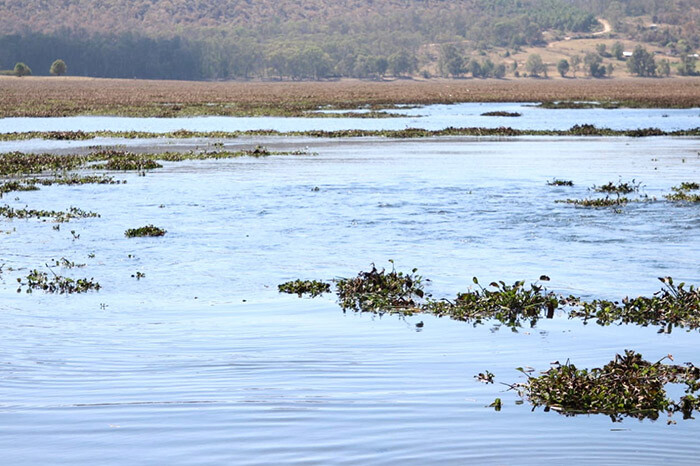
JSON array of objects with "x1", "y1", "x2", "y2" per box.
[{"x1": 1, "y1": 76, "x2": 700, "y2": 117}]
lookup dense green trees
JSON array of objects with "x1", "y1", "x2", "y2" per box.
[
  {"x1": 557, "y1": 59, "x2": 569, "y2": 77},
  {"x1": 626, "y1": 46, "x2": 656, "y2": 76},
  {"x1": 50, "y1": 59, "x2": 67, "y2": 76},
  {"x1": 584, "y1": 52, "x2": 606, "y2": 78},
  {"x1": 13, "y1": 62, "x2": 31, "y2": 76},
  {"x1": 525, "y1": 54, "x2": 546, "y2": 77}
]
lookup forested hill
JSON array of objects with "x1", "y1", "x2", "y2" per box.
[{"x1": 0, "y1": 0, "x2": 697, "y2": 80}]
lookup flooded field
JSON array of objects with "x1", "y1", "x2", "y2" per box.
[{"x1": 1, "y1": 112, "x2": 700, "y2": 464}]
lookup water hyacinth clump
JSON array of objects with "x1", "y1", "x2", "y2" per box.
[
  {"x1": 425, "y1": 276, "x2": 560, "y2": 330},
  {"x1": 17, "y1": 269, "x2": 101, "y2": 294},
  {"x1": 515, "y1": 350, "x2": 700, "y2": 422},
  {"x1": 665, "y1": 182, "x2": 700, "y2": 202},
  {"x1": 569, "y1": 277, "x2": 700, "y2": 333},
  {"x1": 547, "y1": 179, "x2": 573, "y2": 186},
  {"x1": 278, "y1": 279, "x2": 332, "y2": 297},
  {"x1": 124, "y1": 225, "x2": 167, "y2": 238},
  {"x1": 0, "y1": 205, "x2": 100, "y2": 222},
  {"x1": 335, "y1": 262, "x2": 425, "y2": 314},
  {"x1": 592, "y1": 179, "x2": 642, "y2": 194}
]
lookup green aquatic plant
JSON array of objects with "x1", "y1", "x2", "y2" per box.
[
  {"x1": 593, "y1": 179, "x2": 642, "y2": 194},
  {"x1": 481, "y1": 111, "x2": 522, "y2": 117},
  {"x1": 0, "y1": 205, "x2": 100, "y2": 222},
  {"x1": 278, "y1": 279, "x2": 331, "y2": 297},
  {"x1": 515, "y1": 350, "x2": 700, "y2": 422},
  {"x1": 50, "y1": 257, "x2": 86, "y2": 268},
  {"x1": 1, "y1": 126, "x2": 699, "y2": 143},
  {"x1": 17, "y1": 268, "x2": 101, "y2": 294},
  {"x1": 665, "y1": 182, "x2": 700, "y2": 202},
  {"x1": 335, "y1": 262, "x2": 425, "y2": 314},
  {"x1": 425, "y1": 276, "x2": 559, "y2": 330},
  {"x1": 124, "y1": 225, "x2": 167, "y2": 237},
  {"x1": 547, "y1": 179, "x2": 574, "y2": 186},
  {"x1": 556, "y1": 196, "x2": 630, "y2": 207},
  {"x1": 0, "y1": 181, "x2": 39, "y2": 197},
  {"x1": 568, "y1": 277, "x2": 700, "y2": 333}
]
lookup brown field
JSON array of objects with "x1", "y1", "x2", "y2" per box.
[{"x1": 1, "y1": 76, "x2": 700, "y2": 117}]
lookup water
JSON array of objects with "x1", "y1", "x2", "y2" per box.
[
  {"x1": 1, "y1": 120, "x2": 700, "y2": 464},
  {"x1": 0, "y1": 102, "x2": 699, "y2": 133}
]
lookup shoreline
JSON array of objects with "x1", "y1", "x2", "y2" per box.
[{"x1": 1, "y1": 76, "x2": 700, "y2": 117}]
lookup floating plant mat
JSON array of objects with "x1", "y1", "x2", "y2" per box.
[
  {"x1": 513, "y1": 350, "x2": 700, "y2": 423},
  {"x1": 1, "y1": 125, "x2": 700, "y2": 142},
  {"x1": 279, "y1": 265, "x2": 700, "y2": 333}
]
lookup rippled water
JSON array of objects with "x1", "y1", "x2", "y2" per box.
[
  {"x1": 1, "y1": 130, "x2": 700, "y2": 464},
  {"x1": 0, "y1": 102, "x2": 699, "y2": 133}
]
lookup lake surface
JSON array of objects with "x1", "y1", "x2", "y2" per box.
[
  {"x1": 1, "y1": 118, "x2": 700, "y2": 464},
  {"x1": 1, "y1": 102, "x2": 699, "y2": 133}
]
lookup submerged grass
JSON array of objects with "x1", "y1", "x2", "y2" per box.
[{"x1": 515, "y1": 350, "x2": 700, "y2": 422}]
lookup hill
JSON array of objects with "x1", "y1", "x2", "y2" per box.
[{"x1": 0, "y1": 0, "x2": 697, "y2": 80}]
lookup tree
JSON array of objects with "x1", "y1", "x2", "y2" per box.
[
  {"x1": 611, "y1": 41, "x2": 624, "y2": 60},
  {"x1": 570, "y1": 55, "x2": 581, "y2": 78},
  {"x1": 13, "y1": 62, "x2": 31, "y2": 76},
  {"x1": 50, "y1": 59, "x2": 67, "y2": 76},
  {"x1": 584, "y1": 52, "x2": 606, "y2": 78},
  {"x1": 557, "y1": 59, "x2": 570, "y2": 77},
  {"x1": 595, "y1": 43, "x2": 609, "y2": 57},
  {"x1": 439, "y1": 44, "x2": 465, "y2": 77},
  {"x1": 468, "y1": 59, "x2": 482, "y2": 78},
  {"x1": 627, "y1": 46, "x2": 656, "y2": 77},
  {"x1": 388, "y1": 51, "x2": 417, "y2": 77},
  {"x1": 656, "y1": 59, "x2": 670, "y2": 77},
  {"x1": 493, "y1": 63, "x2": 506, "y2": 78},
  {"x1": 525, "y1": 54, "x2": 546, "y2": 77}
]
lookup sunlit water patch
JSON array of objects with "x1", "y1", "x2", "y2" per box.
[{"x1": 1, "y1": 103, "x2": 699, "y2": 133}]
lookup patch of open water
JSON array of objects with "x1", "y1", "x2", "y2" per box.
[
  {"x1": 1, "y1": 134, "x2": 699, "y2": 464},
  {"x1": 0, "y1": 102, "x2": 699, "y2": 133}
]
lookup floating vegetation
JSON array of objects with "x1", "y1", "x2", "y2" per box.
[
  {"x1": 665, "y1": 182, "x2": 700, "y2": 202},
  {"x1": 425, "y1": 276, "x2": 559, "y2": 330},
  {"x1": 593, "y1": 179, "x2": 642, "y2": 194},
  {"x1": 17, "y1": 269, "x2": 101, "y2": 294},
  {"x1": 0, "y1": 151, "x2": 88, "y2": 175},
  {"x1": 476, "y1": 371, "x2": 495, "y2": 384},
  {"x1": 278, "y1": 279, "x2": 331, "y2": 297},
  {"x1": 515, "y1": 350, "x2": 700, "y2": 422},
  {"x1": 569, "y1": 277, "x2": 700, "y2": 333},
  {"x1": 101, "y1": 156, "x2": 163, "y2": 171},
  {"x1": 0, "y1": 175, "x2": 123, "y2": 197},
  {"x1": 0, "y1": 205, "x2": 100, "y2": 222},
  {"x1": 281, "y1": 268, "x2": 700, "y2": 332},
  {"x1": 0, "y1": 181, "x2": 39, "y2": 197},
  {"x1": 335, "y1": 263, "x2": 425, "y2": 314},
  {"x1": 132, "y1": 271, "x2": 146, "y2": 280},
  {"x1": 49, "y1": 257, "x2": 86, "y2": 269},
  {"x1": 124, "y1": 225, "x2": 167, "y2": 238},
  {"x1": 0, "y1": 126, "x2": 699, "y2": 142},
  {"x1": 556, "y1": 196, "x2": 630, "y2": 207},
  {"x1": 481, "y1": 111, "x2": 522, "y2": 117},
  {"x1": 547, "y1": 179, "x2": 574, "y2": 187}
]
